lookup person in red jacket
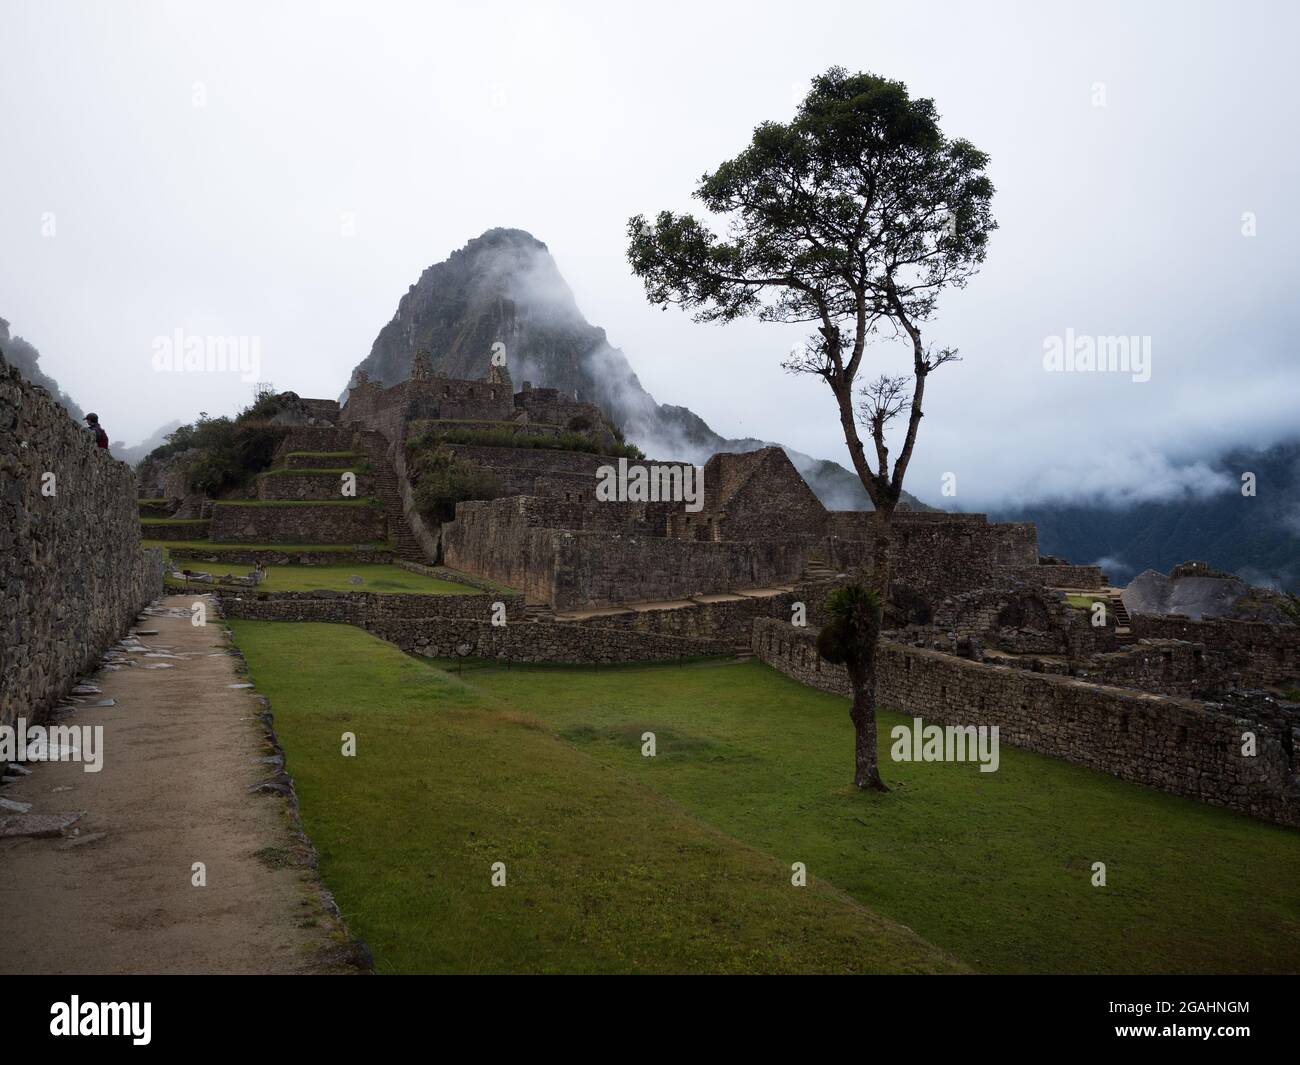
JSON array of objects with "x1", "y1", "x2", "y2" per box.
[{"x1": 84, "y1": 412, "x2": 109, "y2": 449}]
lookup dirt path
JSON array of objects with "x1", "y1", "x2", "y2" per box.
[{"x1": 0, "y1": 595, "x2": 354, "y2": 974}]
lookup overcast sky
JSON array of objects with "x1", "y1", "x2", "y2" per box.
[{"x1": 2, "y1": 0, "x2": 1296, "y2": 508}]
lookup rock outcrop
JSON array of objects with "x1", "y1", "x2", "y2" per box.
[{"x1": 1123, "y1": 561, "x2": 1289, "y2": 622}]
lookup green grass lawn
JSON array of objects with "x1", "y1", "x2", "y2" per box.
[
  {"x1": 1065, "y1": 594, "x2": 1106, "y2": 609},
  {"x1": 178, "y1": 563, "x2": 473, "y2": 594},
  {"x1": 228, "y1": 621, "x2": 964, "y2": 975},
  {"x1": 227, "y1": 621, "x2": 1300, "y2": 975}
]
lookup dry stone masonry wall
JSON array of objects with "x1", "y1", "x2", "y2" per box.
[
  {"x1": 1, "y1": 352, "x2": 164, "y2": 727},
  {"x1": 208, "y1": 501, "x2": 388, "y2": 544},
  {"x1": 753, "y1": 618, "x2": 1300, "y2": 828}
]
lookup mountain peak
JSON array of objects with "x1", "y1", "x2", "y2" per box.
[{"x1": 346, "y1": 232, "x2": 923, "y2": 511}]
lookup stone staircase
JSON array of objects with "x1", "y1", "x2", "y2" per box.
[
  {"x1": 802, "y1": 545, "x2": 838, "y2": 583},
  {"x1": 351, "y1": 430, "x2": 427, "y2": 563},
  {"x1": 523, "y1": 603, "x2": 555, "y2": 623},
  {"x1": 1105, "y1": 589, "x2": 1133, "y2": 635}
]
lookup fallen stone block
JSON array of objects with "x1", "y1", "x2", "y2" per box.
[{"x1": 0, "y1": 812, "x2": 86, "y2": 838}]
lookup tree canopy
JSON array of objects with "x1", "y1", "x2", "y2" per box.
[{"x1": 628, "y1": 67, "x2": 996, "y2": 512}]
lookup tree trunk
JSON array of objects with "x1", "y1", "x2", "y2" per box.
[
  {"x1": 849, "y1": 509, "x2": 893, "y2": 792},
  {"x1": 848, "y1": 655, "x2": 888, "y2": 791}
]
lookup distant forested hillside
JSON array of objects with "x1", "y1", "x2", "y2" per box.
[{"x1": 996, "y1": 439, "x2": 1300, "y2": 591}]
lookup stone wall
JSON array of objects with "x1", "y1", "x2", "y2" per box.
[
  {"x1": 443, "y1": 496, "x2": 808, "y2": 610},
  {"x1": 564, "y1": 579, "x2": 844, "y2": 641},
  {"x1": 441, "y1": 445, "x2": 613, "y2": 477},
  {"x1": 930, "y1": 584, "x2": 1119, "y2": 657},
  {"x1": 208, "y1": 502, "x2": 388, "y2": 544},
  {"x1": 1021, "y1": 564, "x2": 1107, "y2": 589},
  {"x1": 217, "y1": 588, "x2": 525, "y2": 623},
  {"x1": 140, "y1": 520, "x2": 211, "y2": 541},
  {"x1": 826, "y1": 512, "x2": 1039, "y2": 600},
  {"x1": 275, "y1": 426, "x2": 354, "y2": 455},
  {"x1": 342, "y1": 374, "x2": 515, "y2": 444},
  {"x1": 256, "y1": 471, "x2": 374, "y2": 501},
  {"x1": 1, "y1": 352, "x2": 165, "y2": 727},
  {"x1": 752, "y1": 618, "x2": 1300, "y2": 828},
  {"x1": 667, "y1": 447, "x2": 827, "y2": 543},
  {"x1": 284, "y1": 451, "x2": 356, "y2": 470},
  {"x1": 1129, "y1": 614, "x2": 1300, "y2": 688},
  {"x1": 441, "y1": 498, "x2": 556, "y2": 601},
  {"x1": 513, "y1": 386, "x2": 615, "y2": 443},
  {"x1": 366, "y1": 616, "x2": 729, "y2": 663},
  {"x1": 215, "y1": 591, "x2": 727, "y2": 662},
  {"x1": 167, "y1": 545, "x2": 395, "y2": 566}
]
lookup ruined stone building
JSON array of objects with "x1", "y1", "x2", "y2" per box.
[{"x1": 121, "y1": 349, "x2": 1299, "y2": 831}]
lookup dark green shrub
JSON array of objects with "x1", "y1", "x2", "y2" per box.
[
  {"x1": 411, "y1": 446, "x2": 501, "y2": 523},
  {"x1": 816, "y1": 584, "x2": 883, "y2": 669}
]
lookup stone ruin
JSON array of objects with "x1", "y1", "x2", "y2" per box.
[{"x1": 126, "y1": 351, "x2": 1300, "y2": 830}]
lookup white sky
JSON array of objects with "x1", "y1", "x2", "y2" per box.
[{"x1": 2, "y1": 0, "x2": 1296, "y2": 507}]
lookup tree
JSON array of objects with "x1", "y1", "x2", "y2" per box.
[
  {"x1": 816, "y1": 584, "x2": 885, "y2": 787},
  {"x1": 628, "y1": 67, "x2": 995, "y2": 791}
]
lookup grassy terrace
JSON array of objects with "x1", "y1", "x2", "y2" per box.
[
  {"x1": 167, "y1": 563, "x2": 473, "y2": 595},
  {"x1": 230, "y1": 621, "x2": 963, "y2": 974},
  {"x1": 1065, "y1": 593, "x2": 1108, "y2": 609},
  {"x1": 228, "y1": 622, "x2": 1300, "y2": 975}
]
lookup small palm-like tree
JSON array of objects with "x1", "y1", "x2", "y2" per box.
[{"x1": 816, "y1": 584, "x2": 887, "y2": 791}]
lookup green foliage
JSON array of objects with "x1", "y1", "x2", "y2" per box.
[
  {"x1": 181, "y1": 418, "x2": 289, "y2": 496},
  {"x1": 411, "y1": 445, "x2": 502, "y2": 523},
  {"x1": 141, "y1": 395, "x2": 299, "y2": 496},
  {"x1": 816, "y1": 583, "x2": 883, "y2": 668},
  {"x1": 628, "y1": 67, "x2": 995, "y2": 332},
  {"x1": 409, "y1": 423, "x2": 643, "y2": 460},
  {"x1": 1281, "y1": 594, "x2": 1300, "y2": 627}
]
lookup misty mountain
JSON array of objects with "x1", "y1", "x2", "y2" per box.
[
  {"x1": 114, "y1": 420, "x2": 186, "y2": 468},
  {"x1": 346, "y1": 228, "x2": 926, "y2": 511},
  {"x1": 0, "y1": 317, "x2": 84, "y2": 421},
  {"x1": 996, "y1": 439, "x2": 1300, "y2": 592}
]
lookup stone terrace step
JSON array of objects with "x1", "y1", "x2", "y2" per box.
[
  {"x1": 157, "y1": 544, "x2": 396, "y2": 566},
  {"x1": 208, "y1": 500, "x2": 388, "y2": 545},
  {"x1": 282, "y1": 450, "x2": 365, "y2": 470},
  {"x1": 256, "y1": 469, "x2": 376, "y2": 501}
]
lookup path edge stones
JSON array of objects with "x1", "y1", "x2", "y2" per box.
[{"x1": 218, "y1": 604, "x2": 375, "y2": 974}]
